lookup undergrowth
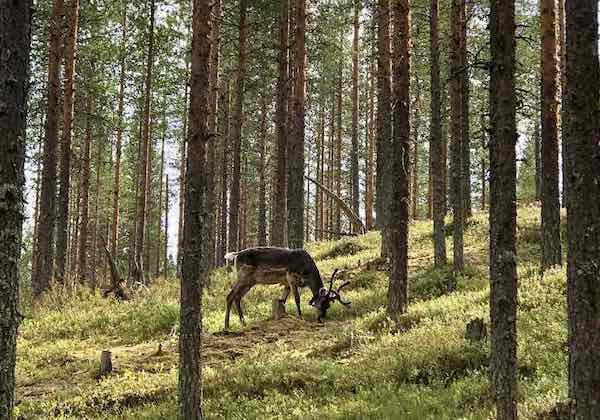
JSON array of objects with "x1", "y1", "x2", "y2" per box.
[{"x1": 15, "y1": 206, "x2": 568, "y2": 419}]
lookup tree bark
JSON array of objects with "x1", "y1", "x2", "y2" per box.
[
  {"x1": 430, "y1": 0, "x2": 447, "y2": 267},
  {"x1": 287, "y1": 0, "x2": 306, "y2": 249},
  {"x1": 217, "y1": 81, "x2": 229, "y2": 265},
  {"x1": 0, "y1": 3, "x2": 31, "y2": 416},
  {"x1": 163, "y1": 174, "x2": 169, "y2": 276},
  {"x1": 489, "y1": 1, "x2": 518, "y2": 418},
  {"x1": 78, "y1": 95, "x2": 93, "y2": 286},
  {"x1": 450, "y1": 0, "x2": 464, "y2": 273},
  {"x1": 90, "y1": 126, "x2": 104, "y2": 289},
  {"x1": 156, "y1": 117, "x2": 166, "y2": 277},
  {"x1": 32, "y1": 0, "x2": 65, "y2": 297},
  {"x1": 411, "y1": 74, "x2": 422, "y2": 220},
  {"x1": 564, "y1": 1, "x2": 600, "y2": 417},
  {"x1": 111, "y1": 1, "x2": 127, "y2": 261},
  {"x1": 55, "y1": 0, "x2": 80, "y2": 283},
  {"x1": 376, "y1": 0, "x2": 392, "y2": 256},
  {"x1": 365, "y1": 56, "x2": 375, "y2": 231},
  {"x1": 388, "y1": 0, "x2": 410, "y2": 321},
  {"x1": 134, "y1": 0, "x2": 155, "y2": 284},
  {"x1": 350, "y1": 0, "x2": 361, "y2": 233},
  {"x1": 177, "y1": 65, "x2": 190, "y2": 277},
  {"x1": 334, "y1": 56, "x2": 343, "y2": 240},
  {"x1": 178, "y1": 0, "x2": 211, "y2": 417},
  {"x1": 461, "y1": 2, "x2": 471, "y2": 218},
  {"x1": 205, "y1": 0, "x2": 221, "y2": 269},
  {"x1": 534, "y1": 120, "x2": 541, "y2": 201},
  {"x1": 228, "y1": 0, "x2": 247, "y2": 253},
  {"x1": 557, "y1": 0, "x2": 566, "y2": 209},
  {"x1": 257, "y1": 95, "x2": 268, "y2": 246},
  {"x1": 273, "y1": 0, "x2": 289, "y2": 247},
  {"x1": 540, "y1": 0, "x2": 562, "y2": 270}
]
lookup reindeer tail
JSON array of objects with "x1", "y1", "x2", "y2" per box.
[{"x1": 224, "y1": 252, "x2": 238, "y2": 270}]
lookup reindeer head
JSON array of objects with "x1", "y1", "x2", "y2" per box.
[{"x1": 309, "y1": 269, "x2": 351, "y2": 322}]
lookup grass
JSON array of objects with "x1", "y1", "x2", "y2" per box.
[{"x1": 15, "y1": 205, "x2": 568, "y2": 419}]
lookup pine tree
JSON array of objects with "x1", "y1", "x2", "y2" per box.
[
  {"x1": 564, "y1": 1, "x2": 600, "y2": 416},
  {"x1": 55, "y1": 0, "x2": 81, "y2": 283},
  {"x1": 540, "y1": 0, "x2": 562, "y2": 270},
  {"x1": 32, "y1": 0, "x2": 65, "y2": 297},
  {"x1": 178, "y1": 0, "x2": 212, "y2": 417},
  {"x1": 0, "y1": 2, "x2": 31, "y2": 416},
  {"x1": 430, "y1": 0, "x2": 447, "y2": 267},
  {"x1": 388, "y1": 0, "x2": 410, "y2": 321},
  {"x1": 489, "y1": 0, "x2": 518, "y2": 417}
]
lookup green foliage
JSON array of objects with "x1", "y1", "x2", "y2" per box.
[{"x1": 16, "y1": 206, "x2": 568, "y2": 419}]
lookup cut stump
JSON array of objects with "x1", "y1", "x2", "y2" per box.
[
  {"x1": 272, "y1": 299, "x2": 287, "y2": 320},
  {"x1": 99, "y1": 350, "x2": 112, "y2": 378},
  {"x1": 465, "y1": 318, "x2": 487, "y2": 343}
]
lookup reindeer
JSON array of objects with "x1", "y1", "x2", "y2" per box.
[{"x1": 223, "y1": 247, "x2": 351, "y2": 330}]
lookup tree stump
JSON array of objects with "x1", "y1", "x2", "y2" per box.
[
  {"x1": 99, "y1": 350, "x2": 112, "y2": 378},
  {"x1": 465, "y1": 318, "x2": 487, "y2": 343},
  {"x1": 272, "y1": 299, "x2": 287, "y2": 320}
]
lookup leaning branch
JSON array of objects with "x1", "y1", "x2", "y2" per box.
[{"x1": 304, "y1": 175, "x2": 366, "y2": 234}]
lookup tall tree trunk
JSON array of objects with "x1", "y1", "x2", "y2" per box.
[
  {"x1": 0, "y1": 3, "x2": 31, "y2": 416},
  {"x1": 365, "y1": 57, "x2": 375, "y2": 231},
  {"x1": 228, "y1": 0, "x2": 247, "y2": 252},
  {"x1": 163, "y1": 174, "x2": 169, "y2": 276},
  {"x1": 178, "y1": 0, "x2": 211, "y2": 417},
  {"x1": 558, "y1": 0, "x2": 566, "y2": 209},
  {"x1": 217, "y1": 81, "x2": 229, "y2": 264},
  {"x1": 489, "y1": 1, "x2": 518, "y2": 418},
  {"x1": 350, "y1": 0, "x2": 360, "y2": 233},
  {"x1": 540, "y1": 0, "x2": 562, "y2": 270},
  {"x1": 32, "y1": 0, "x2": 64, "y2": 297},
  {"x1": 411, "y1": 74, "x2": 422, "y2": 220},
  {"x1": 32, "y1": 124, "x2": 44, "y2": 276},
  {"x1": 134, "y1": 0, "x2": 156, "y2": 284},
  {"x1": 315, "y1": 103, "x2": 324, "y2": 240},
  {"x1": 376, "y1": 0, "x2": 392, "y2": 256},
  {"x1": 205, "y1": 0, "x2": 221, "y2": 269},
  {"x1": 450, "y1": 0, "x2": 464, "y2": 273},
  {"x1": 534, "y1": 120, "x2": 541, "y2": 201},
  {"x1": 55, "y1": 0, "x2": 80, "y2": 283},
  {"x1": 156, "y1": 117, "x2": 166, "y2": 277},
  {"x1": 90, "y1": 128, "x2": 104, "y2": 289},
  {"x1": 287, "y1": 0, "x2": 306, "y2": 249},
  {"x1": 78, "y1": 95, "x2": 93, "y2": 286},
  {"x1": 257, "y1": 95, "x2": 268, "y2": 246},
  {"x1": 564, "y1": 1, "x2": 600, "y2": 416},
  {"x1": 480, "y1": 132, "x2": 487, "y2": 210},
  {"x1": 388, "y1": 0, "x2": 410, "y2": 321},
  {"x1": 430, "y1": 0, "x2": 446, "y2": 267},
  {"x1": 334, "y1": 57, "x2": 343, "y2": 239},
  {"x1": 177, "y1": 65, "x2": 190, "y2": 277},
  {"x1": 69, "y1": 166, "x2": 80, "y2": 284},
  {"x1": 273, "y1": 0, "x2": 289, "y2": 247},
  {"x1": 111, "y1": 1, "x2": 127, "y2": 260},
  {"x1": 461, "y1": 3, "x2": 471, "y2": 218}
]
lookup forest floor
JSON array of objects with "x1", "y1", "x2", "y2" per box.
[{"x1": 16, "y1": 205, "x2": 569, "y2": 419}]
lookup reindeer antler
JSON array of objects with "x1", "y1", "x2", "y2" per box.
[{"x1": 328, "y1": 268, "x2": 339, "y2": 292}]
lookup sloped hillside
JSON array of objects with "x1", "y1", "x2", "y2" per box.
[{"x1": 16, "y1": 206, "x2": 568, "y2": 419}]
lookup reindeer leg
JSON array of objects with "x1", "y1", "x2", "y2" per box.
[
  {"x1": 225, "y1": 288, "x2": 236, "y2": 330},
  {"x1": 292, "y1": 286, "x2": 302, "y2": 319},
  {"x1": 280, "y1": 285, "x2": 290, "y2": 303},
  {"x1": 235, "y1": 284, "x2": 253, "y2": 326}
]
